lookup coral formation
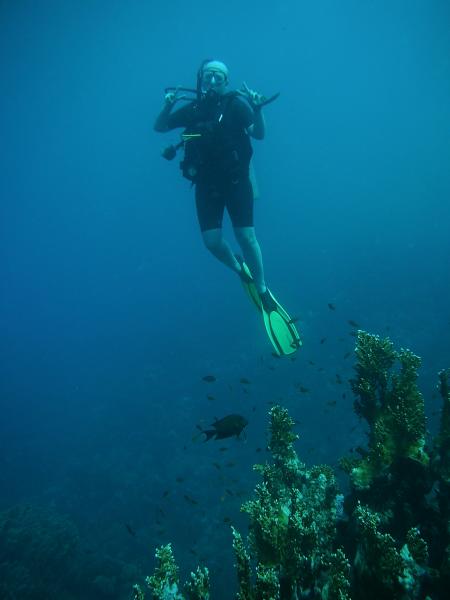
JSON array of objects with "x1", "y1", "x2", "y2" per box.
[
  {"x1": 135, "y1": 331, "x2": 450, "y2": 599},
  {"x1": 134, "y1": 543, "x2": 209, "y2": 600},
  {"x1": 348, "y1": 332, "x2": 428, "y2": 491}
]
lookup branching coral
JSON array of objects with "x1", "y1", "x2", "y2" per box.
[
  {"x1": 348, "y1": 331, "x2": 429, "y2": 490},
  {"x1": 238, "y1": 406, "x2": 347, "y2": 599},
  {"x1": 134, "y1": 543, "x2": 209, "y2": 600},
  {"x1": 434, "y1": 369, "x2": 450, "y2": 484},
  {"x1": 353, "y1": 503, "x2": 429, "y2": 599},
  {"x1": 134, "y1": 340, "x2": 450, "y2": 599}
]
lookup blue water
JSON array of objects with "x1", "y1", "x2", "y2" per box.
[{"x1": 1, "y1": 1, "x2": 449, "y2": 598}]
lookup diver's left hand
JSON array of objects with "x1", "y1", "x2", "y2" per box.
[{"x1": 238, "y1": 82, "x2": 266, "y2": 110}]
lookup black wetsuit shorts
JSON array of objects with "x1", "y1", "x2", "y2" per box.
[{"x1": 195, "y1": 176, "x2": 254, "y2": 232}]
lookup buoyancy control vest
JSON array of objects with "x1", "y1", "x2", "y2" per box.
[{"x1": 180, "y1": 91, "x2": 252, "y2": 183}]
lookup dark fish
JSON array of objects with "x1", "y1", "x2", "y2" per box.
[
  {"x1": 348, "y1": 320, "x2": 360, "y2": 328},
  {"x1": 342, "y1": 393, "x2": 346, "y2": 399},
  {"x1": 219, "y1": 447, "x2": 228, "y2": 452},
  {"x1": 184, "y1": 494, "x2": 198, "y2": 505},
  {"x1": 308, "y1": 360, "x2": 315, "y2": 365},
  {"x1": 223, "y1": 516, "x2": 232, "y2": 523},
  {"x1": 176, "y1": 476, "x2": 184, "y2": 483},
  {"x1": 320, "y1": 337, "x2": 327, "y2": 344},
  {"x1": 212, "y1": 462, "x2": 222, "y2": 470},
  {"x1": 297, "y1": 385, "x2": 310, "y2": 393},
  {"x1": 335, "y1": 374, "x2": 343, "y2": 384},
  {"x1": 125, "y1": 523, "x2": 136, "y2": 537},
  {"x1": 327, "y1": 400, "x2": 337, "y2": 407},
  {"x1": 206, "y1": 394, "x2": 215, "y2": 401},
  {"x1": 202, "y1": 375, "x2": 216, "y2": 382},
  {"x1": 162, "y1": 490, "x2": 170, "y2": 498},
  {"x1": 200, "y1": 414, "x2": 248, "y2": 441},
  {"x1": 344, "y1": 351, "x2": 351, "y2": 359},
  {"x1": 225, "y1": 488, "x2": 234, "y2": 496},
  {"x1": 243, "y1": 388, "x2": 250, "y2": 395},
  {"x1": 255, "y1": 447, "x2": 262, "y2": 452},
  {"x1": 240, "y1": 378, "x2": 251, "y2": 385},
  {"x1": 226, "y1": 461, "x2": 237, "y2": 467},
  {"x1": 328, "y1": 303, "x2": 336, "y2": 310}
]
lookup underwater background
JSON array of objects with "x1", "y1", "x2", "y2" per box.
[{"x1": 1, "y1": 0, "x2": 449, "y2": 598}]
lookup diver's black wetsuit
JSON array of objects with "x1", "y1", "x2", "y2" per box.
[{"x1": 166, "y1": 93, "x2": 255, "y2": 232}]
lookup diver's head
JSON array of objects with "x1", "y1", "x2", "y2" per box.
[{"x1": 199, "y1": 60, "x2": 229, "y2": 97}]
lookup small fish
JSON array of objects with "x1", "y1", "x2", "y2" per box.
[
  {"x1": 225, "y1": 488, "x2": 234, "y2": 496},
  {"x1": 206, "y1": 394, "x2": 215, "y2": 401},
  {"x1": 223, "y1": 516, "x2": 232, "y2": 523},
  {"x1": 212, "y1": 462, "x2": 222, "y2": 470},
  {"x1": 240, "y1": 378, "x2": 251, "y2": 385},
  {"x1": 255, "y1": 447, "x2": 262, "y2": 452},
  {"x1": 342, "y1": 393, "x2": 346, "y2": 399},
  {"x1": 348, "y1": 320, "x2": 360, "y2": 328},
  {"x1": 184, "y1": 494, "x2": 198, "y2": 505},
  {"x1": 225, "y1": 461, "x2": 237, "y2": 468},
  {"x1": 308, "y1": 360, "x2": 315, "y2": 365},
  {"x1": 297, "y1": 386, "x2": 310, "y2": 394},
  {"x1": 320, "y1": 337, "x2": 327, "y2": 344},
  {"x1": 162, "y1": 490, "x2": 170, "y2": 498},
  {"x1": 176, "y1": 476, "x2": 184, "y2": 483},
  {"x1": 327, "y1": 400, "x2": 337, "y2": 407},
  {"x1": 344, "y1": 351, "x2": 351, "y2": 359},
  {"x1": 335, "y1": 374, "x2": 343, "y2": 384},
  {"x1": 125, "y1": 523, "x2": 136, "y2": 537},
  {"x1": 219, "y1": 447, "x2": 228, "y2": 452},
  {"x1": 328, "y1": 303, "x2": 336, "y2": 310},
  {"x1": 202, "y1": 375, "x2": 216, "y2": 382},
  {"x1": 243, "y1": 388, "x2": 250, "y2": 395}
]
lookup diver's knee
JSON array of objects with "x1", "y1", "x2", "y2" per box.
[
  {"x1": 235, "y1": 227, "x2": 258, "y2": 249},
  {"x1": 202, "y1": 229, "x2": 223, "y2": 252}
]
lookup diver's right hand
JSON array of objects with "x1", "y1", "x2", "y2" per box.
[{"x1": 164, "y1": 88, "x2": 186, "y2": 106}]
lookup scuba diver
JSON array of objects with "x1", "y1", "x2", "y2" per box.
[{"x1": 154, "y1": 59, "x2": 301, "y2": 355}]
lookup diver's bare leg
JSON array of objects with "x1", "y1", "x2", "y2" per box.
[
  {"x1": 233, "y1": 226, "x2": 267, "y2": 293},
  {"x1": 201, "y1": 228, "x2": 241, "y2": 273}
]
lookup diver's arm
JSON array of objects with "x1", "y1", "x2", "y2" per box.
[
  {"x1": 154, "y1": 90, "x2": 186, "y2": 132},
  {"x1": 248, "y1": 107, "x2": 265, "y2": 140},
  {"x1": 153, "y1": 102, "x2": 173, "y2": 132}
]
